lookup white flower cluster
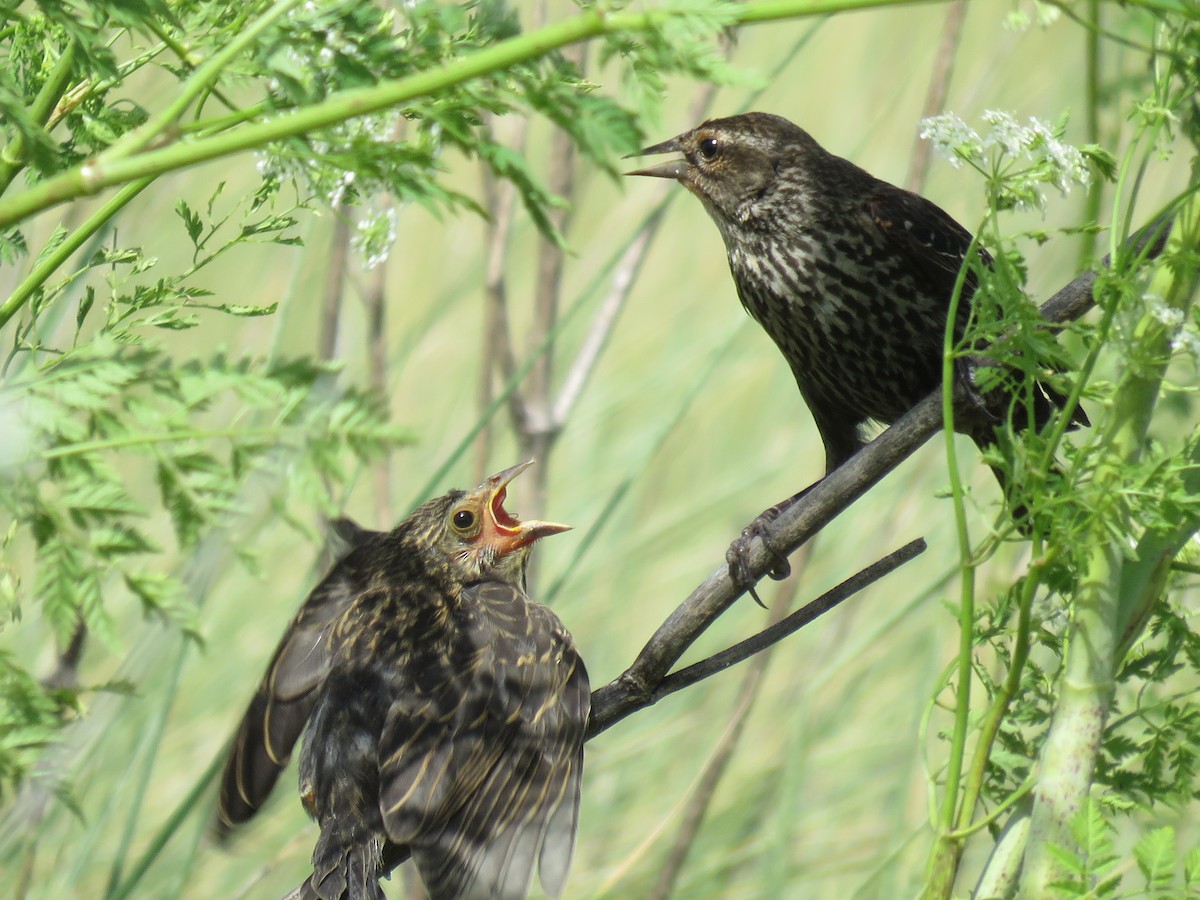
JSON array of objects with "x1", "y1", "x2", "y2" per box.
[
  {"x1": 254, "y1": 110, "x2": 398, "y2": 209},
  {"x1": 1142, "y1": 292, "x2": 1200, "y2": 357},
  {"x1": 1145, "y1": 292, "x2": 1185, "y2": 329},
  {"x1": 352, "y1": 205, "x2": 400, "y2": 270},
  {"x1": 919, "y1": 110, "x2": 1092, "y2": 211},
  {"x1": 1004, "y1": 1, "x2": 1062, "y2": 31}
]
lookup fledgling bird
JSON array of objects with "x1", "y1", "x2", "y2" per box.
[
  {"x1": 627, "y1": 112, "x2": 1087, "y2": 581},
  {"x1": 214, "y1": 461, "x2": 589, "y2": 900}
]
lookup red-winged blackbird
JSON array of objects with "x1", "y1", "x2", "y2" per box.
[
  {"x1": 215, "y1": 461, "x2": 589, "y2": 900},
  {"x1": 628, "y1": 112, "x2": 1087, "y2": 574}
]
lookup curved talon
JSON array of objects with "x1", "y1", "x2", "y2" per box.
[
  {"x1": 757, "y1": 526, "x2": 791, "y2": 582},
  {"x1": 726, "y1": 514, "x2": 790, "y2": 608},
  {"x1": 726, "y1": 538, "x2": 766, "y2": 608}
]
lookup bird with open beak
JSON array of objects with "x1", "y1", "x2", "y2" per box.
[
  {"x1": 215, "y1": 461, "x2": 589, "y2": 900},
  {"x1": 626, "y1": 112, "x2": 1087, "y2": 595}
]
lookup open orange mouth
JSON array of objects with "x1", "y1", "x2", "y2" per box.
[
  {"x1": 477, "y1": 461, "x2": 571, "y2": 552},
  {"x1": 490, "y1": 485, "x2": 522, "y2": 532}
]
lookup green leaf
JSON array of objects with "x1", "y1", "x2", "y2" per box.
[
  {"x1": 211, "y1": 302, "x2": 279, "y2": 317},
  {"x1": 1135, "y1": 827, "x2": 1177, "y2": 888},
  {"x1": 176, "y1": 200, "x2": 203, "y2": 247}
]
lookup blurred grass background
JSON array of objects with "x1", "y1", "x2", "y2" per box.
[{"x1": 3, "y1": 3, "x2": 1197, "y2": 898}]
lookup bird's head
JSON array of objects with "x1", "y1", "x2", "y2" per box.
[
  {"x1": 413, "y1": 460, "x2": 571, "y2": 586},
  {"x1": 625, "y1": 112, "x2": 822, "y2": 231}
]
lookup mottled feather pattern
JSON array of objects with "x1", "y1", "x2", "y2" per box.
[
  {"x1": 216, "y1": 465, "x2": 587, "y2": 900},
  {"x1": 632, "y1": 111, "x2": 1087, "y2": 478}
]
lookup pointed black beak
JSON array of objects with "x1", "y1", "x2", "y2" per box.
[{"x1": 623, "y1": 136, "x2": 689, "y2": 179}]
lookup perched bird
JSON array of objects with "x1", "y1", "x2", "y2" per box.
[
  {"x1": 627, "y1": 112, "x2": 1087, "y2": 580},
  {"x1": 215, "y1": 461, "x2": 589, "y2": 900}
]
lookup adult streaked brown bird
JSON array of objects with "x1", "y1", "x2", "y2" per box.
[
  {"x1": 627, "y1": 112, "x2": 1087, "y2": 582},
  {"x1": 215, "y1": 461, "x2": 589, "y2": 900}
]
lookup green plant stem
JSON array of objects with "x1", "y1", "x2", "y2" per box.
[
  {"x1": 1077, "y1": 0, "x2": 1103, "y2": 270},
  {"x1": 0, "y1": 177, "x2": 153, "y2": 329},
  {"x1": 955, "y1": 551, "x2": 1044, "y2": 831},
  {"x1": 0, "y1": 0, "x2": 934, "y2": 231},
  {"x1": 103, "y1": 0, "x2": 303, "y2": 161},
  {"x1": 920, "y1": 231, "x2": 983, "y2": 900},
  {"x1": 1116, "y1": 437, "x2": 1200, "y2": 656},
  {"x1": 0, "y1": 40, "x2": 78, "y2": 197},
  {"x1": 1019, "y1": 190, "x2": 1200, "y2": 898}
]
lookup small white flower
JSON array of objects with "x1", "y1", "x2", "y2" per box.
[
  {"x1": 982, "y1": 109, "x2": 1026, "y2": 157},
  {"x1": 1170, "y1": 330, "x2": 1200, "y2": 357},
  {"x1": 926, "y1": 110, "x2": 1092, "y2": 205},
  {"x1": 1145, "y1": 293, "x2": 1185, "y2": 328},
  {"x1": 353, "y1": 207, "x2": 400, "y2": 270},
  {"x1": 918, "y1": 113, "x2": 982, "y2": 168}
]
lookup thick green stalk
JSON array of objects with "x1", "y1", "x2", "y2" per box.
[
  {"x1": 0, "y1": 0, "x2": 934, "y2": 230},
  {"x1": 102, "y1": 0, "x2": 302, "y2": 161},
  {"x1": 1019, "y1": 193, "x2": 1200, "y2": 897},
  {"x1": 0, "y1": 178, "x2": 153, "y2": 329},
  {"x1": 0, "y1": 40, "x2": 78, "y2": 196},
  {"x1": 956, "y1": 552, "x2": 1043, "y2": 831}
]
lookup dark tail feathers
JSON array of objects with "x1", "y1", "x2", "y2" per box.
[{"x1": 284, "y1": 834, "x2": 387, "y2": 900}]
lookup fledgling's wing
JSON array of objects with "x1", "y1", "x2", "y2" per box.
[
  {"x1": 377, "y1": 581, "x2": 590, "y2": 900},
  {"x1": 214, "y1": 534, "x2": 380, "y2": 838}
]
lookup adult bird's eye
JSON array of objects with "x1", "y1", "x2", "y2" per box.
[
  {"x1": 452, "y1": 509, "x2": 475, "y2": 531},
  {"x1": 698, "y1": 136, "x2": 720, "y2": 160}
]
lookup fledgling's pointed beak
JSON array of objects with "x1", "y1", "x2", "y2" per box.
[
  {"x1": 479, "y1": 460, "x2": 571, "y2": 553},
  {"x1": 623, "y1": 136, "x2": 690, "y2": 180}
]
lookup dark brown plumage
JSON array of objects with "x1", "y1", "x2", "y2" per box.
[
  {"x1": 215, "y1": 461, "x2": 589, "y2": 900},
  {"x1": 628, "y1": 112, "x2": 1087, "y2": 559}
]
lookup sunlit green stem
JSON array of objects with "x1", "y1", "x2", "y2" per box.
[
  {"x1": 920, "y1": 224, "x2": 985, "y2": 900},
  {"x1": 102, "y1": 0, "x2": 303, "y2": 161},
  {"x1": 957, "y1": 551, "x2": 1045, "y2": 831},
  {"x1": 1077, "y1": 0, "x2": 1103, "y2": 269},
  {"x1": 0, "y1": 0, "x2": 934, "y2": 230},
  {"x1": 0, "y1": 40, "x2": 78, "y2": 197},
  {"x1": 0, "y1": 178, "x2": 153, "y2": 329}
]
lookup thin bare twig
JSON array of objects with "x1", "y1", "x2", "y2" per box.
[
  {"x1": 521, "y1": 46, "x2": 587, "y2": 524},
  {"x1": 317, "y1": 204, "x2": 353, "y2": 362},
  {"x1": 477, "y1": 119, "x2": 529, "y2": 475},
  {"x1": 906, "y1": 0, "x2": 968, "y2": 194},
  {"x1": 551, "y1": 211, "x2": 663, "y2": 425},
  {"x1": 363, "y1": 243, "x2": 392, "y2": 525},
  {"x1": 551, "y1": 71, "x2": 723, "y2": 428}
]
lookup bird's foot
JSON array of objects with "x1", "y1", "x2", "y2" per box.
[{"x1": 726, "y1": 504, "x2": 794, "y2": 608}]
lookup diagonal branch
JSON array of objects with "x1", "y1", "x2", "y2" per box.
[
  {"x1": 588, "y1": 537, "x2": 926, "y2": 738},
  {"x1": 585, "y1": 209, "x2": 1175, "y2": 737}
]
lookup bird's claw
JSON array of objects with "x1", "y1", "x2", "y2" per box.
[{"x1": 726, "y1": 512, "x2": 791, "y2": 608}]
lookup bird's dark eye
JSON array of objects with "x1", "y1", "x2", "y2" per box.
[
  {"x1": 698, "y1": 136, "x2": 720, "y2": 160},
  {"x1": 452, "y1": 509, "x2": 475, "y2": 531}
]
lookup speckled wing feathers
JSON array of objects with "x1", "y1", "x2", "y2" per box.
[
  {"x1": 215, "y1": 542, "x2": 376, "y2": 837},
  {"x1": 378, "y1": 581, "x2": 589, "y2": 900}
]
